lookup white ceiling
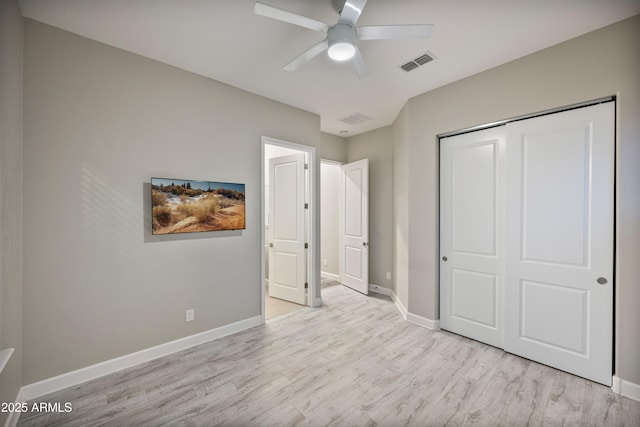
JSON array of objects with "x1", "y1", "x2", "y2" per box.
[{"x1": 18, "y1": 0, "x2": 640, "y2": 137}]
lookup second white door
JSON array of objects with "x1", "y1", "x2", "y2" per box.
[{"x1": 340, "y1": 159, "x2": 369, "y2": 295}]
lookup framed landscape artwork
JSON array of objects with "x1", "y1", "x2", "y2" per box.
[{"x1": 151, "y1": 178, "x2": 246, "y2": 235}]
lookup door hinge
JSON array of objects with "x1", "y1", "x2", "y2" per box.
[
  {"x1": 304, "y1": 163, "x2": 308, "y2": 170},
  {"x1": 304, "y1": 203, "x2": 308, "y2": 209},
  {"x1": 304, "y1": 282, "x2": 308, "y2": 289},
  {"x1": 304, "y1": 243, "x2": 308, "y2": 249}
]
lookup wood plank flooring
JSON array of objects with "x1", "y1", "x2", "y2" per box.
[
  {"x1": 264, "y1": 284, "x2": 304, "y2": 320},
  {"x1": 18, "y1": 282, "x2": 640, "y2": 426}
]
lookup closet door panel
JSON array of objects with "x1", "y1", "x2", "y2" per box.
[
  {"x1": 519, "y1": 127, "x2": 590, "y2": 266},
  {"x1": 440, "y1": 127, "x2": 506, "y2": 348},
  {"x1": 504, "y1": 102, "x2": 614, "y2": 385}
]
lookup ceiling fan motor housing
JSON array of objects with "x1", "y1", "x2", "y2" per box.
[{"x1": 328, "y1": 22, "x2": 357, "y2": 60}]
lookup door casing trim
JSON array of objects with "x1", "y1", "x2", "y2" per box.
[{"x1": 261, "y1": 136, "x2": 319, "y2": 320}]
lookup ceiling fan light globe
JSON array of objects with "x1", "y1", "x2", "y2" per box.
[{"x1": 328, "y1": 42, "x2": 356, "y2": 61}]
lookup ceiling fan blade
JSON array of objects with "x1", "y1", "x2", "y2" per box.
[
  {"x1": 340, "y1": 0, "x2": 367, "y2": 25},
  {"x1": 357, "y1": 24, "x2": 434, "y2": 40},
  {"x1": 284, "y1": 39, "x2": 329, "y2": 71},
  {"x1": 352, "y1": 47, "x2": 369, "y2": 79},
  {"x1": 254, "y1": 2, "x2": 330, "y2": 33}
]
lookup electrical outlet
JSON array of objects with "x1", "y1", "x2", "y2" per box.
[
  {"x1": 186, "y1": 309, "x2": 194, "y2": 322},
  {"x1": 386, "y1": 272, "x2": 391, "y2": 280},
  {"x1": 323, "y1": 258, "x2": 328, "y2": 266}
]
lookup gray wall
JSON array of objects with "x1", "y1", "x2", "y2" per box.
[
  {"x1": 395, "y1": 15, "x2": 640, "y2": 385},
  {"x1": 320, "y1": 132, "x2": 347, "y2": 163},
  {"x1": 347, "y1": 126, "x2": 393, "y2": 289},
  {"x1": 0, "y1": 0, "x2": 24, "y2": 422},
  {"x1": 22, "y1": 19, "x2": 320, "y2": 383}
]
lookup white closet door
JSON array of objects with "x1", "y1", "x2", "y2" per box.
[
  {"x1": 440, "y1": 127, "x2": 506, "y2": 348},
  {"x1": 504, "y1": 102, "x2": 614, "y2": 385}
]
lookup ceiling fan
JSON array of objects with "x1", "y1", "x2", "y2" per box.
[{"x1": 254, "y1": 0, "x2": 434, "y2": 78}]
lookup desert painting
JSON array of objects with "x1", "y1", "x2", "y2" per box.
[{"x1": 151, "y1": 178, "x2": 245, "y2": 234}]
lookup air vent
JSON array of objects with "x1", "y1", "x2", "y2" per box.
[
  {"x1": 400, "y1": 61, "x2": 419, "y2": 72},
  {"x1": 338, "y1": 112, "x2": 373, "y2": 126},
  {"x1": 400, "y1": 51, "x2": 435, "y2": 72},
  {"x1": 414, "y1": 53, "x2": 434, "y2": 65}
]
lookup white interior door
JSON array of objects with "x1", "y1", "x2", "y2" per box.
[
  {"x1": 268, "y1": 153, "x2": 307, "y2": 305},
  {"x1": 504, "y1": 102, "x2": 614, "y2": 385},
  {"x1": 440, "y1": 127, "x2": 506, "y2": 348},
  {"x1": 340, "y1": 159, "x2": 369, "y2": 295}
]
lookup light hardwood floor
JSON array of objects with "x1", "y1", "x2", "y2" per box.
[
  {"x1": 264, "y1": 284, "x2": 305, "y2": 320},
  {"x1": 19, "y1": 282, "x2": 640, "y2": 426}
]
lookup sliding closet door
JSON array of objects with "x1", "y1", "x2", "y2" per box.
[
  {"x1": 440, "y1": 102, "x2": 614, "y2": 385},
  {"x1": 504, "y1": 102, "x2": 614, "y2": 385},
  {"x1": 440, "y1": 127, "x2": 505, "y2": 348}
]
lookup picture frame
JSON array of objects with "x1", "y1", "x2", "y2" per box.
[{"x1": 151, "y1": 177, "x2": 245, "y2": 234}]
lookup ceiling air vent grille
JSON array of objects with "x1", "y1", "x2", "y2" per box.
[
  {"x1": 338, "y1": 112, "x2": 373, "y2": 126},
  {"x1": 400, "y1": 61, "x2": 419, "y2": 72},
  {"x1": 400, "y1": 51, "x2": 435, "y2": 72}
]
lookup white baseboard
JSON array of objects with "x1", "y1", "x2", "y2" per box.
[
  {"x1": 369, "y1": 284, "x2": 392, "y2": 296},
  {"x1": 612, "y1": 375, "x2": 640, "y2": 402},
  {"x1": 385, "y1": 288, "x2": 439, "y2": 331},
  {"x1": 320, "y1": 271, "x2": 340, "y2": 280},
  {"x1": 311, "y1": 296, "x2": 323, "y2": 307},
  {"x1": 20, "y1": 315, "x2": 263, "y2": 401},
  {"x1": 407, "y1": 312, "x2": 440, "y2": 330},
  {"x1": 390, "y1": 290, "x2": 408, "y2": 319}
]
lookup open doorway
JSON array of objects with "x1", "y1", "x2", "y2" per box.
[
  {"x1": 261, "y1": 137, "x2": 318, "y2": 320},
  {"x1": 320, "y1": 160, "x2": 342, "y2": 285},
  {"x1": 321, "y1": 158, "x2": 370, "y2": 295}
]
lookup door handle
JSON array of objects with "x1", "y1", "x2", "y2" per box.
[
  {"x1": 597, "y1": 277, "x2": 607, "y2": 285},
  {"x1": 442, "y1": 256, "x2": 448, "y2": 262},
  {"x1": 268, "y1": 243, "x2": 273, "y2": 247}
]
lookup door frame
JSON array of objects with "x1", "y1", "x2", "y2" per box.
[{"x1": 261, "y1": 136, "x2": 319, "y2": 321}]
